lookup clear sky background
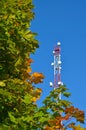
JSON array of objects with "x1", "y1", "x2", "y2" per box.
[{"x1": 31, "y1": 0, "x2": 86, "y2": 127}]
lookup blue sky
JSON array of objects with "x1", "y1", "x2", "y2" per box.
[{"x1": 31, "y1": 0, "x2": 86, "y2": 127}]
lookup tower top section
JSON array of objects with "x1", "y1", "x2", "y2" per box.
[{"x1": 53, "y1": 42, "x2": 61, "y2": 55}]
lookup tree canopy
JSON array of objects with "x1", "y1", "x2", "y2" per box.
[{"x1": 0, "y1": 0, "x2": 86, "y2": 130}]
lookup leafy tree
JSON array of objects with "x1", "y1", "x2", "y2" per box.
[
  {"x1": 0, "y1": 0, "x2": 44, "y2": 129},
  {"x1": 0, "y1": 0, "x2": 86, "y2": 130},
  {"x1": 39, "y1": 85, "x2": 85, "y2": 130}
]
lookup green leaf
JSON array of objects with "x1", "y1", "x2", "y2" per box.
[
  {"x1": 63, "y1": 92, "x2": 71, "y2": 97},
  {"x1": 39, "y1": 116, "x2": 48, "y2": 123},
  {"x1": 23, "y1": 94, "x2": 32, "y2": 104},
  {"x1": 34, "y1": 111, "x2": 44, "y2": 118},
  {"x1": 8, "y1": 112, "x2": 17, "y2": 124}
]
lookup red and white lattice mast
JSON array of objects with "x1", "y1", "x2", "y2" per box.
[
  {"x1": 50, "y1": 42, "x2": 63, "y2": 130},
  {"x1": 50, "y1": 42, "x2": 63, "y2": 91}
]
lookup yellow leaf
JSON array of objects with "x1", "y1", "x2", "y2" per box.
[
  {"x1": 0, "y1": 81, "x2": 5, "y2": 86},
  {"x1": 36, "y1": 88, "x2": 42, "y2": 93},
  {"x1": 31, "y1": 97, "x2": 37, "y2": 102},
  {"x1": 26, "y1": 67, "x2": 32, "y2": 73}
]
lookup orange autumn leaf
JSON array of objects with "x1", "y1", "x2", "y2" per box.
[
  {"x1": 31, "y1": 72, "x2": 44, "y2": 78},
  {"x1": 26, "y1": 67, "x2": 32, "y2": 73},
  {"x1": 48, "y1": 117, "x2": 62, "y2": 129},
  {"x1": 44, "y1": 126, "x2": 54, "y2": 130},
  {"x1": 30, "y1": 72, "x2": 44, "y2": 84},
  {"x1": 31, "y1": 94, "x2": 41, "y2": 102},
  {"x1": 65, "y1": 106, "x2": 85, "y2": 123},
  {"x1": 60, "y1": 114, "x2": 70, "y2": 121},
  {"x1": 26, "y1": 58, "x2": 33, "y2": 66}
]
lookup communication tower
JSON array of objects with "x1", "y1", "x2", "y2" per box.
[
  {"x1": 50, "y1": 42, "x2": 63, "y2": 130},
  {"x1": 50, "y1": 42, "x2": 63, "y2": 90}
]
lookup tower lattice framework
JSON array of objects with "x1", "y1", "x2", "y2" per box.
[{"x1": 50, "y1": 42, "x2": 63, "y2": 89}]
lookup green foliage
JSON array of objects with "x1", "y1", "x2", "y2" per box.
[
  {"x1": 42, "y1": 85, "x2": 85, "y2": 129},
  {"x1": 0, "y1": 0, "x2": 39, "y2": 80},
  {"x1": 0, "y1": 0, "x2": 40, "y2": 129}
]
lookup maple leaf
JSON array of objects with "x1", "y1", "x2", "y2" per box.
[{"x1": 30, "y1": 72, "x2": 44, "y2": 84}]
